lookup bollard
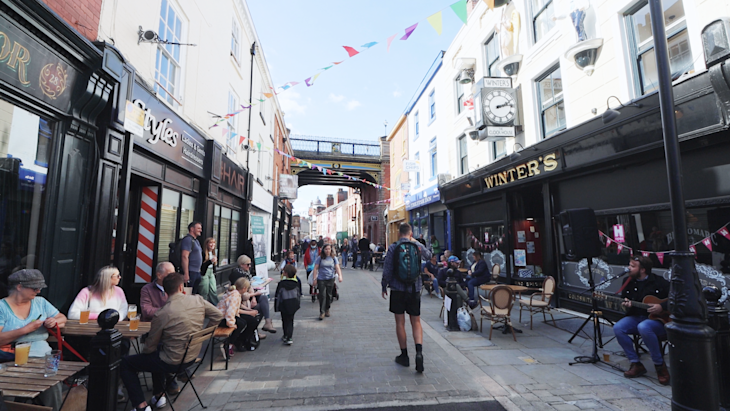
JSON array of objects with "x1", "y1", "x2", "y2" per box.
[
  {"x1": 86, "y1": 309, "x2": 122, "y2": 411},
  {"x1": 704, "y1": 285, "x2": 730, "y2": 410},
  {"x1": 445, "y1": 269, "x2": 461, "y2": 331}
]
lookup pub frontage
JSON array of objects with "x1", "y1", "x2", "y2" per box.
[{"x1": 440, "y1": 67, "x2": 730, "y2": 319}]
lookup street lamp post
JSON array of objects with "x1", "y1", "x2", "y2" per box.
[{"x1": 647, "y1": 0, "x2": 720, "y2": 409}]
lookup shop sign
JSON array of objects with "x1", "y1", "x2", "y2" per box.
[
  {"x1": 405, "y1": 186, "x2": 440, "y2": 211},
  {"x1": 612, "y1": 224, "x2": 625, "y2": 243},
  {"x1": 219, "y1": 154, "x2": 246, "y2": 197},
  {"x1": 403, "y1": 160, "x2": 421, "y2": 173},
  {"x1": 0, "y1": 14, "x2": 81, "y2": 112},
  {"x1": 279, "y1": 174, "x2": 298, "y2": 199},
  {"x1": 131, "y1": 82, "x2": 207, "y2": 177},
  {"x1": 251, "y1": 215, "x2": 267, "y2": 265},
  {"x1": 483, "y1": 152, "x2": 559, "y2": 189}
]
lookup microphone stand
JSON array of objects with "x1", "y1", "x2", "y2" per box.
[{"x1": 568, "y1": 258, "x2": 624, "y2": 371}]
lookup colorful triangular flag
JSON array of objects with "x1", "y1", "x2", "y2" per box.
[
  {"x1": 690, "y1": 245, "x2": 697, "y2": 256},
  {"x1": 263, "y1": 93, "x2": 273, "y2": 98},
  {"x1": 642, "y1": 251, "x2": 650, "y2": 257},
  {"x1": 657, "y1": 253, "x2": 665, "y2": 264},
  {"x1": 333, "y1": 61, "x2": 344, "y2": 65},
  {"x1": 450, "y1": 0, "x2": 468, "y2": 24},
  {"x1": 427, "y1": 11, "x2": 443, "y2": 35},
  {"x1": 387, "y1": 33, "x2": 397, "y2": 52},
  {"x1": 720, "y1": 227, "x2": 730, "y2": 241},
  {"x1": 617, "y1": 244, "x2": 624, "y2": 254},
  {"x1": 305, "y1": 77, "x2": 313, "y2": 87},
  {"x1": 361, "y1": 41, "x2": 378, "y2": 48},
  {"x1": 702, "y1": 237, "x2": 713, "y2": 251},
  {"x1": 343, "y1": 46, "x2": 359, "y2": 57},
  {"x1": 401, "y1": 23, "x2": 418, "y2": 40},
  {"x1": 606, "y1": 237, "x2": 611, "y2": 248}
]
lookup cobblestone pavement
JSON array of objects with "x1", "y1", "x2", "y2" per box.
[{"x1": 166, "y1": 266, "x2": 672, "y2": 411}]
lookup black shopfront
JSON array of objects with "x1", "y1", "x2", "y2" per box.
[
  {"x1": 440, "y1": 68, "x2": 730, "y2": 318},
  {"x1": 0, "y1": 0, "x2": 122, "y2": 310}
]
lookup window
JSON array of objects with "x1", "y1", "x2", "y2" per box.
[
  {"x1": 401, "y1": 138, "x2": 406, "y2": 156},
  {"x1": 155, "y1": 0, "x2": 183, "y2": 105},
  {"x1": 212, "y1": 205, "x2": 240, "y2": 266},
  {"x1": 458, "y1": 135, "x2": 468, "y2": 175},
  {"x1": 429, "y1": 138, "x2": 437, "y2": 178},
  {"x1": 414, "y1": 112, "x2": 419, "y2": 140},
  {"x1": 415, "y1": 152, "x2": 421, "y2": 187},
  {"x1": 158, "y1": 189, "x2": 196, "y2": 262},
  {"x1": 0, "y1": 98, "x2": 54, "y2": 276},
  {"x1": 485, "y1": 34, "x2": 501, "y2": 77},
  {"x1": 231, "y1": 19, "x2": 240, "y2": 63},
  {"x1": 493, "y1": 140, "x2": 506, "y2": 160},
  {"x1": 428, "y1": 91, "x2": 436, "y2": 120},
  {"x1": 537, "y1": 65, "x2": 565, "y2": 138},
  {"x1": 626, "y1": 0, "x2": 691, "y2": 95},
  {"x1": 227, "y1": 91, "x2": 238, "y2": 149},
  {"x1": 532, "y1": 0, "x2": 556, "y2": 43},
  {"x1": 455, "y1": 79, "x2": 465, "y2": 114}
]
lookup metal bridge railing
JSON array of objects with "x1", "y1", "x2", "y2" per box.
[{"x1": 290, "y1": 135, "x2": 381, "y2": 157}]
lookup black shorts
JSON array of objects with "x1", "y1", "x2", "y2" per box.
[{"x1": 389, "y1": 290, "x2": 421, "y2": 316}]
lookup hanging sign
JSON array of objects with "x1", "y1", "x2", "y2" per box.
[
  {"x1": 124, "y1": 101, "x2": 145, "y2": 136},
  {"x1": 403, "y1": 160, "x2": 421, "y2": 173},
  {"x1": 613, "y1": 224, "x2": 625, "y2": 243}
]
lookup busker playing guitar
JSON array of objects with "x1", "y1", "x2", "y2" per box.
[{"x1": 613, "y1": 256, "x2": 671, "y2": 385}]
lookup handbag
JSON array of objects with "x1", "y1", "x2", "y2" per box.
[{"x1": 307, "y1": 271, "x2": 315, "y2": 286}]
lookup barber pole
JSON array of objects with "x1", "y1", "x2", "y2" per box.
[{"x1": 135, "y1": 187, "x2": 158, "y2": 283}]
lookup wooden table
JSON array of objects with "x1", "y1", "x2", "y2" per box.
[
  {"x1": 61, "y1": 319, "x2": 151, "y2": 338},
  {"x1": 252, "y1": 277, "x2": 272, "y2": 290},
  {"x1": 0, "y1": 358, "x2": 88, "y2": 399},
  {"x1": 458, "y1": 268, "x2": 469, "y2": 273}
]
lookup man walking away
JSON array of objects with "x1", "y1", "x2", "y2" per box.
[
  {"x1": 358, "y1": 234, "x2": 371, "y2": 271},
  {"x1": 351, "y1": 235, "x2": 359, "y2": 268},
  {"x1": 382, "y1": 223, "x2": 431, "y2": 373},
  {"x1": 181, "y1": 221, "x2": 203, "y2": 294}
]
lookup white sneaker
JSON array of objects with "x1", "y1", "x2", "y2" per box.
[
  {"x1": 150, "y1": 395, "x2": 167, "y2": 409},
  {"x1": 130, "y1": 407, "x2": 151, "y2": 411}
]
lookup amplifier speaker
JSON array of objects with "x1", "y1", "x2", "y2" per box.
[{"x1": 559, "y1": 208, "x2": 601, "y2": 259}]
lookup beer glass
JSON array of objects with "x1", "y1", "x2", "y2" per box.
[
  {"x1": 129, "y1": 315, "x2": 140, "y2": 331},
  {"x1": 127, "y1": 304, "x2": 137, "y2": 319},
  {"x1": 79, "y1": 304, "x2": 91, "y2": 325},
  {"x1": 14, "y1": 342, "x2": 31, "y2": 366}
]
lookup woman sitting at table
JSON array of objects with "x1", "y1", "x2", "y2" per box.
[
  {"x1": 0, "y1": 269, "x2": 67, "y2": 410},
  {"x1": 68, "y1": 265, "x2": 129, "y2": 321},
  {"x1": 229, "y1": 255, "x2": 276, "y2": 334},
  {"x1": 217, "y1": 277, "x2": 260, "y2": 353}
]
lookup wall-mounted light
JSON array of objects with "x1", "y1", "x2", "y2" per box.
[
  {"x1": 509, "y1": 143, "x2": 537, "y2": 161},
  {"x1": 601, "y1": 96, "x2": 643, "y2": 124},
  {"x1": 459, "y1": 68, "x2": 475, "y2": 84}
]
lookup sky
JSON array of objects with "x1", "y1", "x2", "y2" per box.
[{"x1": 247, "y1": 0, "x2": 467, "y2": 215}]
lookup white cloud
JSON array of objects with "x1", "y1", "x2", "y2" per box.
[
  {"x1": 393, "y1": 91, "x2": 402, "y2": 97},
  {"x1": 329, "y1": 93, "x2": 345, "y2": 103},
  {"x1": 278, "y1": 91, "x2": 307, "y2": 115},
  {"x1": 346, "y1": 100, "x2": 361, "y2": 110}
]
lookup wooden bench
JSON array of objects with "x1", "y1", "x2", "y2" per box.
[{"x1": 210, "y1": 326, "x2": 236, "y2": 371}]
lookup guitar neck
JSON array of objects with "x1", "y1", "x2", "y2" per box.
[{"x1": 601, "y1": 294, "x2": 651, "y2": 310}]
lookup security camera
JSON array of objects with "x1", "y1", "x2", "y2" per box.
[
  {"x1": 243, "y1": 144, "x2": 250, "y2": 150},
  {"x1": 466, "y1": 127, "x2": 479, "y2": 141}
]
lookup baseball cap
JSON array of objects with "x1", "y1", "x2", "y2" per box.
[
  {"x1": 447, "y1": 256, "x2": 460, "y2": 263},
  {"x1": 8, "y1": 269, "x2": 48, "y2": 290}
]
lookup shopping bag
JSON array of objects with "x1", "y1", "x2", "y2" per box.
[{"x1": 457, "y1": 307, "x2": 472, "y2": 331}]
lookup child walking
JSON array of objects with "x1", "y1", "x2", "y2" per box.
[{"x1": 275, "y1": 265, "x2": 302, "y2": 345}]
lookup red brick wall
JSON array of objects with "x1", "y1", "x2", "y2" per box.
[{"x1": 41, "y1": 0, "x2": 101, "y2": 41}]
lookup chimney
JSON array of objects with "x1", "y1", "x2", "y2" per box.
[
  {"x1": 326, "y1": 194, "x2": 334, "y2": 207},
  {"x1": 337, "y1": 188, "x2": 347, "y2": 204}
]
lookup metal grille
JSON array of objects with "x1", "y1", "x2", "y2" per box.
[{"x1": 290, "y1": 135, "x2": 380, "y2": 157}]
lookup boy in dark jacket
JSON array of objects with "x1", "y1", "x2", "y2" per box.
[{"x1": 275, "y1": 265, "x2": 302, "y2": 345}]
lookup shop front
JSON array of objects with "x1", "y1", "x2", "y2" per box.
[
  {"x1": 387, "y1": 206, "x2": 407, "y2": 244},
  {"x1": 0, "y1": 1, "x2": 121, "y2": 309},
  {"x1": 441, "y1": 68, "x2": 730, "y2": 316},
  {"x1": 250, "y1": 182, "x2": 273, "y2": 279},
  {"x1": 406, "y1": 185, "x2": 447, "y2": 252}
]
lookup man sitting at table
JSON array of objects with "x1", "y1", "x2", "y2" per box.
[
  {"x1": 140, "y1": 262, "x2": 174, "y2": 322},
  {"x1": 120, "y1": 273, "x2": 223, "y2": 411},
  {"x1": 466, "y1": 251, "x2": 490, "y2": 308}
]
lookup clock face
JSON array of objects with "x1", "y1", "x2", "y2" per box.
[{"x1": 483, "y1": 90, "x2": 516, "y2": 125}]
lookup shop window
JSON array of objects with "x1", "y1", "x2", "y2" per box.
[
  {"x1": 458, "y1": 135, "x2": 468, "y2": 175},
  {"x1": 537, "y1": 65, "x2": 565, "y2": 139},
  {"x1": 155, "y1": 0, "x2": 184, "y2": 105},
  {"x1": 625, "y1": 0, "x2": 691, "y2": 95},
  {"x1": 158, "y1": 189, "x2": 196, "y2": 263},
  {"x1": 455, "y1": 78, "x2": 465, "y2": 114},
  {"x1": 458, "y1": 224, "x2": 508, "y2": 272},
  {"x1": 484, "y1": 33, "x2": 501, "y2": 77},
  {"x1": 213, "y1": 205, "x2": 240, "y2": 266},
  {"x1": 0, "y1": 99, "x2": 54, "y2": 281},
  {"x1": 231, "y1": 18, "x2": 241, "y2": 64},
  {"x1": 532, "y1": 0, "x2": 556, "y2": 43}
]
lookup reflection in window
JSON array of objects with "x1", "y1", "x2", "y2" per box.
[
  {"x1": 155, "y1": 0, "x2": 183, "y2": 104},
  {"x1": 532, "y1": 0, "x2": 556, "y2": 42},
  {"x1": 0, "y1": 99, "x2": 53, "y2": 285},
  {"x1": 178, "y1": 194, "x2": 196, "y2": 238},
  {"x1": 537, "y1": 65, "x2": 565, "y2": 138},
  {"x1": 213, "y1": 205, "x2": 239, "y2": 266},
  {"x1": 459, "y1": 225, "x2": 508, "y2": 271},
  {"x1": 485, "y1": 34, "x2": 501, "y2": 77},
  {"x1": 158, "y1": 189, "x2": 180, "y2": 262}
]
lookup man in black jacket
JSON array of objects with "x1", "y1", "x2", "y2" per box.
[
  {"x1": 613, "y1": 256, "x2": 670, "y2": 385},
  {"x1": 358, "y1": 234, "x2": 372, "y2": 270}
]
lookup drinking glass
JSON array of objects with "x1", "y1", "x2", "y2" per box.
[
  {"x1": 44, "y1": 350, "x2": 61, "y2": 377},
  {"x1": 129, "y1": 315, "x2": 140, "y2": 331},
  {"x1": 127, "y1": 304, "x2": 137, "y2": 319},
  {"x1": 79, "y1": 308, "x2": 91, "y2": 325},
  {"x1": 14, "y1": 342, "x2": 31, "y2": 366}
]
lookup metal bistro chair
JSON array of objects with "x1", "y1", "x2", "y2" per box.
[
  {"x1": 164, "y1": 325, "x2": 218, "y2": 410},
  {"x1": 519, "y1": 276, "x2": 557, "y2": 330},
  {"x1": 479, "y1": 285, "x2": 517, "y2": 341},
  {"x1": 491, "y1": 264, "x2": 500, "y2": 283},
  {"x1": 438, "y1": 286, "x2": 446, "y2": 318}
]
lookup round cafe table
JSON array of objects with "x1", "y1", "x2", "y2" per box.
[{"x1": 479, "y1": 284, "x2": 529, "y2": 334}]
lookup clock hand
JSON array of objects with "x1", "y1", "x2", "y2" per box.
[{"x1": 496, "y1": 103, "x2": 514, "y2": 109}]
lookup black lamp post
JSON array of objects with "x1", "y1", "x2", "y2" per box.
[{"x1": 647, "y1": 0, "x2": 720, "y2": 409}]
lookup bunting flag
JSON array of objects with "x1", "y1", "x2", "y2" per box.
[
  {"x1": 690, "y1": 245, "x2": 697, "y2": 256},
  {"x1": 386, "y1": 33, "x2": 397, "y2": 52},
  {"x1": 450, "y1": 0, "x2": 468, "y2": 24},
  {"x1": 657, "y1": 253, "x2": 665, "y2": 265},
  {"x1": 361, "y1": 42, "x2": 378, "y2": 48},
  {"x1": 702, "y1": 237, "x2": 713, "y2": 252},
  {"x1": 343, "y1": 46, "x2": 360, "y2": 57},
  {"x1": 617, "y1": 244, "x2": 624, "y2": 254},
  {"x1": 606, "y1": 237, "x2": 611, "y2": 248},
  {"x1": 305, "y1": 77, "x2": 313, "y2": 87},
  {"x1": 427, "y1": 12, "x2": 443, "y2": 35},
  {"x1": 401, "y1": 23, "x2": 418, "y2": 40},
  {"x1": 333, "y1": 61, "x2": 344, "y2": 65},
  {"x1": 263, "y1": 93, "x2": 273, "y2": 98},
  {"x1": 720, "y1": 227, "x2": 730, "y2": 241},
  {"x1": 642, "y1": 251, "x2": 650, "y2": 258}
]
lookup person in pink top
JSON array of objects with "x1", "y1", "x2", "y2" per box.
[{"x1": 68, "y1": 265, "x2": 129, "y2": 321}]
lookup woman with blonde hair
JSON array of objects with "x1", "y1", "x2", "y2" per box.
[
  {"x1": 69, "y1": 265, "x2": 129, "y2": 320},
  {"x1": 199, "y1": 237, "x2": 219, "y2": 305},
  {"x1": 217, "y1": 277, "x2": 255, "y2": 354}
]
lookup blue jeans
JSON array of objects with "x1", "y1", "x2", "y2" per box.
[
  {"x1": 341, "y1": 252, "x2": 348, "y2": 266},
  {"x1": 467, "y1": 276, "x2": 490, "y2": 301},
  {"x1": 430, "y1": 278, "x2": 441, "y2": 296},
  {"x1": 614, "y1": 315, "x2": 667, "y2": 365},
  {"x1": 189, "y1": 271, "x2": 202, "y2": 294},
  {"x1": 121, "y1": 351, "x2": 193, "y2": 407}
]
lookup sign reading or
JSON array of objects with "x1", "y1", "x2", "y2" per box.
[{"x1": 483, "y1": 152, "x2": 559, "y2": 189}]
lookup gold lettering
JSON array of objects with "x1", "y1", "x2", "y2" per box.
[
  {"x1": 497, "y1": 171, "x2": 508, "y2": 185},
  {"x1": 527, "y1": 160, "x2": 540, "y2": 176},
  {"x1": 516, "y1": 164, "x2": 528, "y2": 179},
  {"x1": 7, "y1": 42, "x2": 31, "y2": 85},
  {"x1": 484, "y1": 176, "x2": 494, "y2": 189},
  {"x1": 506, "y1": 168, "x2": 517, "y2": 182},
  {"x1": 543, "y1": 153, "x2": 558, "y2": 171},
  {"x1": 0, "y1": 32, "x2": 11, "y2": 61}
]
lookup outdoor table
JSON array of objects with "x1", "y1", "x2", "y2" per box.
[
  {"x1": 0, "y1": 357, "x2": 88, "y2": 399},
  {"x1": 252, "y1": 277, "x2": 272, "y2": 291},
  {"x1": 60, "y1": 320, "x2": 151, "y2": 338},
  {"x1": 479, "y1": 284, "x2": 529, "y2": 334}
]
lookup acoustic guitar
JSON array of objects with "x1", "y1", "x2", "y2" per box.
[{"x1": 593, "y1": 292, "x2": 671, "y2": 324}]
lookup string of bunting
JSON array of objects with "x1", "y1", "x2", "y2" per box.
[
  {"x1": 599, "y1": 223, "x2": 730, "y2": 264},
  {"x1": 361, "y1": 199, "x2": 391, "y2": 206},
  {"x1": 211, "y1": 0, "x2": 482, "y2": 130}
]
